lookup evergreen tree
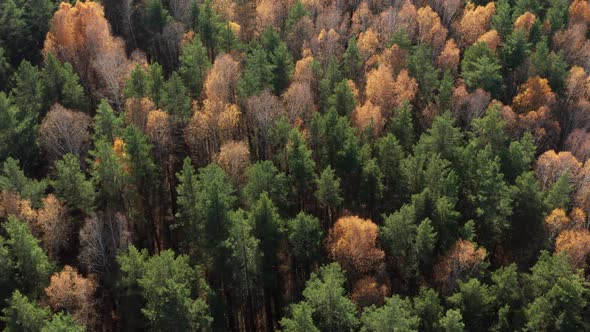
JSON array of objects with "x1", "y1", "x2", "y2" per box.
[
  {"x1": 124, "y1": 65, "x2": 148, "y2": 99},
  {"x1": 361, "y1": 295, "x2": 420, "y2": 331},
  {"x1": 243, "y1": 161, "x2": 288, "y2": 209},
  {"x1": 492, "y1": 0, "x2": 513, "y2": 39},
  {"x1": 0, "y1": 157, "x2": 47, "y2": 206},
  {"x1": 0, "y1": 93, "x2": 39, "y2": 168},
  {"x1": 280, "y1": 303, "x2": 319, "y2": 332},
  {"x1": 342, "y1": 37, "x2": 362, "y2": 80},
  {"x1": 302, "y1": 263, "x2": 359, "y2": 331},
  {"x1": 239, "y1": 46, "x2": 275, "y2": 98},
  {"x1": 179, "y1": 36, "x2": 210, "y2": 98},
  {"x1": 286, "y1": 128, "x2": 317, "y2": 207},
  {"x1": 329, "y1": 79, "x2": 356, "y2": 116},
  {"x1": 448, "y1": 278, "x2": 497, "y2": 332},
  {"x1": 3, "y1": 216, "x2": 53, "y2": 297},
  {"x1": 286, "y1": 212, "x2": 323, "y2": 267},
  {"x1": 270, "y1": 43, "x2": 294, "y2": 95},
  {"x1": 147, "y1": 63, "x2": 165, "y2": 106},
  {"x1": 93, "y1": 99, "x2": 122, "y2": 143},
  {"x1": 391, "y1": 101, "x2": 416, "y2": 152},
  {"x1": 1, "y1": 290, "x2": 50, "y2": 332},
  {"x1": 41, "y1": 54, "x2": 86, "y2": 111},
  {"x1": 413, "y1": 288, "x2": 444, "y2": 332},
  {"x1": 52, "y1": 153, "x2": 95, "y2": 213},
  {"x1": 161, "y1": 71, "x2": 191, "y2": 122},
  {"x1": 315, "y1": 166, "x2": 343, "y2": 219},
  {"x1": 462, "y1": 43, "x2": 502, "y2": 97},
  {"x1": 118, "y1": 247, "x2": 212, "y2": 331}
]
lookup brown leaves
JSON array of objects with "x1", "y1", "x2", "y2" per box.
[
  {"x1": 205, "y1": 54, "x2": 240, "y2": 105},
  {"x1": 514, "y1": 12, "x2": 536, "y2": 36},
  {"x1": 327, "y1": 216, "x2": 385, "y2": 277},
  {"x1": 513, "y1": 77, "x2": 556, "y2": 114},
  {"x1": 556, "y1": 229, "x2": 590, "y2": 268},
  {"x1": 45, "y1": 265, "x2": 98, "y2": 327},
  {"x1": 434, "y1": 239, "x2": 487, "y2": 290},
  {"x1": 215, "y1": 141, "x2": 250, "y2": 185},
  {"x1": 458, "y1": 2, "x2": 496, "y2": 47},
  {"x1": 43, "y1": 1, "x2": 132, "y2": 102},
  {"x1": 351, "y1": 276, "x2": 389, "y2": 308},
  {"x1": 37, "y1": 195, "x2": 69, "y2": 259},
  {"x1": 535, "y1": 150, "x2": 581, "y2": 189},
  {"x1": 353, "y1": 101, "x2": 384, "y2": 136},
  {"x1": 436, "y1": 39, "x2": 460, "y2": 74},
  {"x1": 417, "y1": 6, "x2": 448, "y2": 53},
  {"x1": 39, "y1": 104, "x2": 92, "y2": 163}
]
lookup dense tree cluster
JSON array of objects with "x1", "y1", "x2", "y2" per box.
[{"x1": 2, "y1": 0, "x2": 590, "y2": 330}]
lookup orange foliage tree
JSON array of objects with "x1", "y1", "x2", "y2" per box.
[
  {"x1": 436, "y1": 39, "x2": 460, "y2": 74},
  {"x1": 512, "y1": 76, "x2": 556, "y2": 113},
  {"x1": 545, "y1": 208, "x2": 572, "y2": 241},
  {"x1": 458, "y1": 2, "x2": 496, "y2": 47},
  {"x1": 434, "y1": 239, "x2": 487, "y2": 290},
  {"x1": 556, "y1": 229, "x2": 590, "y2": 268},
  {"x1": 514, "y1": 12, "x2": 536, "y2": 36},
  {"x1": 535, "y1": 150, "x2": 582, "y2": 189},
  {"x1": 37, "y1": 194, "x2": 70, "y2": 259},
  {"x1": 215, "y1": 140, "x2": 250, "y2": 185},
  {"x1": 351, "y1": 276, "x2": 388, "y2": 308},
  {"x1": 43, "y1": 1, "x2": 135, "y2": 106},
  {"x1": 45, "y1": 265, "x2": 98, "y2": 327},
  {"x1": 327, "y1": 216, "x2": 385, "y2": 278},
  {"x1": 353, "y1": 101, "x2": 384, "y2": 136},
  {"x1": 416, "y1": 6, "x2": 448, "y2": 53}
]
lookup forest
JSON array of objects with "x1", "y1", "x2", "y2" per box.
[{"x1": 1, "y1": 0, "x2": 590, "y2": 330}]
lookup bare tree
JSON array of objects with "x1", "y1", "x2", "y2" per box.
[{"x1": 39, "y1": 104, "x2": 92, "y2": 163}]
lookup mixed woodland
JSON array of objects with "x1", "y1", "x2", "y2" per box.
[{"x1": 3, "y1": 0, "x2": 590, "y2": 330}]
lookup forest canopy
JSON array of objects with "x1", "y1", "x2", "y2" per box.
[{"x1": 2, "y1": 0, "x2": 590, "y2": 330}]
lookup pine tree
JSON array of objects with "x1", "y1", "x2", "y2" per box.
[
  {"x1": 52, "y1": 153, "x2": 95, "y2": 213},
  {"x1": 161, "y1": 71, "x2": 191, "y2": 122},
  {"x1": 179, "y1": 36, "x2": 210, "y2": 98}
]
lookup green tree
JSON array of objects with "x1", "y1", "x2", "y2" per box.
[
  {"x1": 500, "y1": 30, "x2": 530, "y2": 73},
  {"x1": 360, "y1": 295, "x2": 419, "y2": 332},
  {"x1": 147, "y1": 63, "x2": 165, "y2": 106},
  {"x1": 329, "y1": 79, "x2": 356, "y2": 116},
  {"x1": 413, "y1": 288, "x2": 444, "y2": 332},
  {"x1": 143, "y1": 0, "x2": 170, "y2": 33},
  {"x1": 439, "y1": 309, "x2": 465, "y2": 332},
  {"x1": 0, "y1": 93, "x2": 39, "y2": 168},
  {"x1": 250, "y1": 192, "x2": 284, "y2": 294},
  {"x1": 238, "y1": 46, "x2": 275, "y2": 97},
  {"x1": 12, "y1": 60, "x2": 43, "y2": 115},
  {"x1": 224, "y1": 209, "x2": 261, "y2": 300},
  {"x1": 198, "y1": 0, "x2": 222, "y2": 58},
  {"x1": 509, "y1": 172, "x2": 546, "y2": 248},
  {"x1": 545, "y1": 0, "x2": 569, "y2": 33},
  {"x1": 1, "y1": 290, "x2": 50, "y2": 332},
  {"x1": 41, "y1": 54, "x2": 86, "y2": 111},
  {"x1": 302, "y1": 263, "x2": 359, "y2": 331},
  {"x1": 462, "y1": 143, "x2": 513, "y2": 244},
  {"x1": 280, "y1": 302, "x2": 319, "y2": 332},
  {"x1": 409, "y1": 44, "x2": 439, "y2": 103},
  {"x1": 243, "y1": 161, "x2": 288, "y2": 209},
  {"x1": 178, "y1": 36, "x2": 210, "y2": 98},
  {"x1": 285, "y1": 0, "x2": 308, "y2": 32},
  {"x1": 462, "y1": 43, "x2": 502, "y2": 97},
  {"x1": 315, "y1": 166, "x2": 343, "y2": 220},
  {"x1": 89, "y1": 139, "x2": 128, "y2": 208},
  {"x1": 391, "y1": 101, "x2": 416, "y2": 152},
  {"x1": 448, "y1": 278, "x2": 497, "y2": 332},
  {"x1": 287, "y1": 212, "x2": 323, "y2": 268},
  {"x1": 286, "y1": 128, "x2": 317, "y2": 207},
  {"x1": 416, "y1": 218, "x2": 437, "y2": 274},
  {"x1": 492, "y1": 0, "x2": 513, "y2": 39},
  {"x1": 161, "y1": 71, "x2": 191, "y2": 122},
  {"x1": 93, "y1": 99, "x2": 122, "y2": 142},
  {"x1": 195, "y1": 164, "x2": 237, "y2": 256},
  {"x1": 342, "y1": 37, "x2": 362, "y2": 80},
  {"x1": 124, "y1": 65, "x2": 148, "y2": 98},
  {"x1": 270, "y1": 43, "x2": 294, "y2": 95},
  {"x1": 381, "y1": 204, "x2": 418, "y2": 279},
  {"x1": 42, "y1": 313, "x2": 85, "y2": 332},
  {"x1": 118, "y1": 247, "x2": 212, "y2": 331},
  {"x1": 0, "y1": 157, "x2": 47, "y2": 206},
  {"x1": 3, "y1": 216, "x2": 53, "y2": 297},
  {"x1": 52, "y1": 153, "x2": 94, "y2": 213},
  {"x1": 529, "y1": 39, "x2": 568, "y2": 92},
  {"x1": 376, "y1": 134, "x2": 405, "y2": 211},
  {"x1": 544, "y1": 172, "x2": 572, "y2": 211},
  {"x1": 415, "y1": 112, "x2": 463, "y2": 165},
  {"x1": 174, "y1": 157, "x2": 199, "y2": 235}
]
